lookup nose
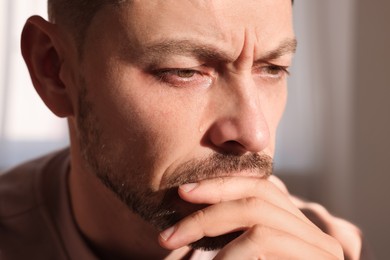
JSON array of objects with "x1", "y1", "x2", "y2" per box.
[{"x1": 206, "y1": 75, "x2": 270, "y2": 155}]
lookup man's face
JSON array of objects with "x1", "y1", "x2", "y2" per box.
[{"x1": 67, "y1": 0, "x2": 294, "y2": 249}]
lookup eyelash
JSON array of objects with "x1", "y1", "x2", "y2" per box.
[
  {"x1": 257, "y1": 64, "x2": 290, "y2": 79},
  {"x1": 152, "y1": 64, "x2": 290, "y2": 87},
  {"x1": 153, "y1": 68, "x2": 212, "y2": 88},
  {"x1": 156, "y1": 69, "x2": 201, "y2": 80}
]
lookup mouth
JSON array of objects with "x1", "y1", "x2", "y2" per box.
[{"x1": 160, "y1": 152, "x2": 273, "y2": 190}]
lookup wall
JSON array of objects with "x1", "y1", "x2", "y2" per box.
[
  {"x1": 278, "y1": 0, "x2": 357, "y2": 217},
  {"x1": 0, "y1": 1, "x2": 68, "y2": 171},
  {"x1": 352, "y1": 1, "x2": 390, "y2": 258},
  {"x1": 280, "y1": 1, "x2": 390, "y2": 258}
]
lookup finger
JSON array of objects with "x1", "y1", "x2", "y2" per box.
[
  {"x1": 214, "y1": 225, "x2": 342, "y2": 260},
  {"x1": 159, "y1": 197, "x2": 340, "y2": 256},
  {"x1": 178, "y1": 176, "x2": 315, "y2": 227},
  {"x1": 268, "y1": 175, "x2": 289, "y2": 194}
]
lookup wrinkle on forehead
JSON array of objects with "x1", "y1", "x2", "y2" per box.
[
  {"x1": 111, "y1": 0, "x2": 294, "y2": 66},
  {"x1": 125, "y1": 0, "x2": 227, "y2": 41}
]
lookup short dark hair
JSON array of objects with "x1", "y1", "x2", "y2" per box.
[
  {"x1": 47, "y1": 0, "x2": 126, "y2": 45},
  {"x1": 48, "y1": 0, "x2": 294, "y2": 51}
]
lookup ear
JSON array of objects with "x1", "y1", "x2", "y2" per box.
[{"x1": 21, "y1": 15, "x2": 74, "y2": 117}]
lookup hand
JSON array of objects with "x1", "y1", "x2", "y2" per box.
[{"x1": 158, "y1": 176, "x2": 344, "y2": 259}]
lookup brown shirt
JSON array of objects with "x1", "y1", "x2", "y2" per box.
[
  {"x1": 0, "y1": 149, "x2": 374, "y2": 259},
  {"x1": 0, "y1": 149, "x2": 98, "y2": 259}
]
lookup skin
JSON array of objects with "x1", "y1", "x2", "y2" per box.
[{"x1": 21, "y1": 0, "x2": 343, "y2": 259}]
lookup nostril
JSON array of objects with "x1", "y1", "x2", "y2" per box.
[
  {"x1": 224, "y1": 140, "x2": 241, "y2": 147},
  {"x1": 220, "y1": 140, "x2": 247, "y2": 155}
]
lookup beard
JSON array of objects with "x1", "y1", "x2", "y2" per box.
[{"x1": 76, "y1": 84, "x2": 273, "y2": 251}]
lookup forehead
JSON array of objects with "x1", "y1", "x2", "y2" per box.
[{"x1": 88, "y1": 0, "x2": 294, "y2": 60}]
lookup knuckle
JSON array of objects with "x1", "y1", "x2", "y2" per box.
[
  {"x1": 327, "y1": 235, "x2": 344, "y2": 258},
  {"x1": 248, "y1": 224, "x2": 273, "y2": 239},
  {"x1": 243, "y1": 196, "x2": 263, "y2": 210},
  {"x1": 261, "y1": 179, "x2": 280, "y2": 195},
  {"x1": 268, "y1": 175, "x2": 289, "y2": 194},
  {"x1": 250, "y1": 178, "x2": 276, "y2": 196},
  {"x1": 190, "y1": 208, "x2": 207, "y2": 226},
  {"x1": 216, "y1": 176, "x2": 226, "y2": 186},
  {"x1": 249, "y1": 224, "x2": 266, "y2": 237},
  {"x1": 215, "y1": 177, "x2": 226, "y2": 202},
  {"x1": 243, "y1": 225, "x2": 271, "y2": 256},
  {"x1": 246, "y1": 225, "x2": 285, "y2": 249}
]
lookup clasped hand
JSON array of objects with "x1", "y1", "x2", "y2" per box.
[{"x1": 159, "y1": 176, "x2": 343, "y2": 259}]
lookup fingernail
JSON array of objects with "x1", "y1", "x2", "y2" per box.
[
  {"x1": 160, "y1": 226, "x2": 175, "y2": 241},
  {"x1": 180, "y1": 183, "x2": 198, "y2": 192}
]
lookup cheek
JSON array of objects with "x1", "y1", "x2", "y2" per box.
[
  {"x1": 86, "y1": 66, "x2": 204, "y2": 185},
  {"x1": 100, "y1": 89, "x2": 184, "y2": 152}
]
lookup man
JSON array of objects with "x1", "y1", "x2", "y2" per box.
[{"x1": 0, "y1": 0, "x2": 369, "y2": 259}]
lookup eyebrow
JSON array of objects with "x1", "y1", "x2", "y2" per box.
[
  {"x1": 136, "y1": 38, "x2": 297, "y2": 65},
  {"x1": 258, "y1": 38, "x2": 297, "y2": 61}
]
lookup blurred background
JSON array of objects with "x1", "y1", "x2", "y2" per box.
[{"x1": 0, "y1": 0, "x2": 389, "y2": 258}]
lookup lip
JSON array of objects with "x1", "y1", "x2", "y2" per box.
[{"x1": 161, "y1": 169, "x2": 269, "y2": 190}]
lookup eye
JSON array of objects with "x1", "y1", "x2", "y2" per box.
[
  {"x1": 173, "y1": 69, "x2": 197, "y2": 78},
  {"x1": 256, "y1": 65, "x2": 290, "y2": 79},
  {"x1": 153, "y1": 68, "x2": 213, "y2": 88},
  {"x1": 156, "y1": 69, "x2": 199, "y2": 81}
]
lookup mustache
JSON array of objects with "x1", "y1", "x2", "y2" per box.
[{"x1": 163, "y1": 153, "x2": 273, "y2": 188}]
